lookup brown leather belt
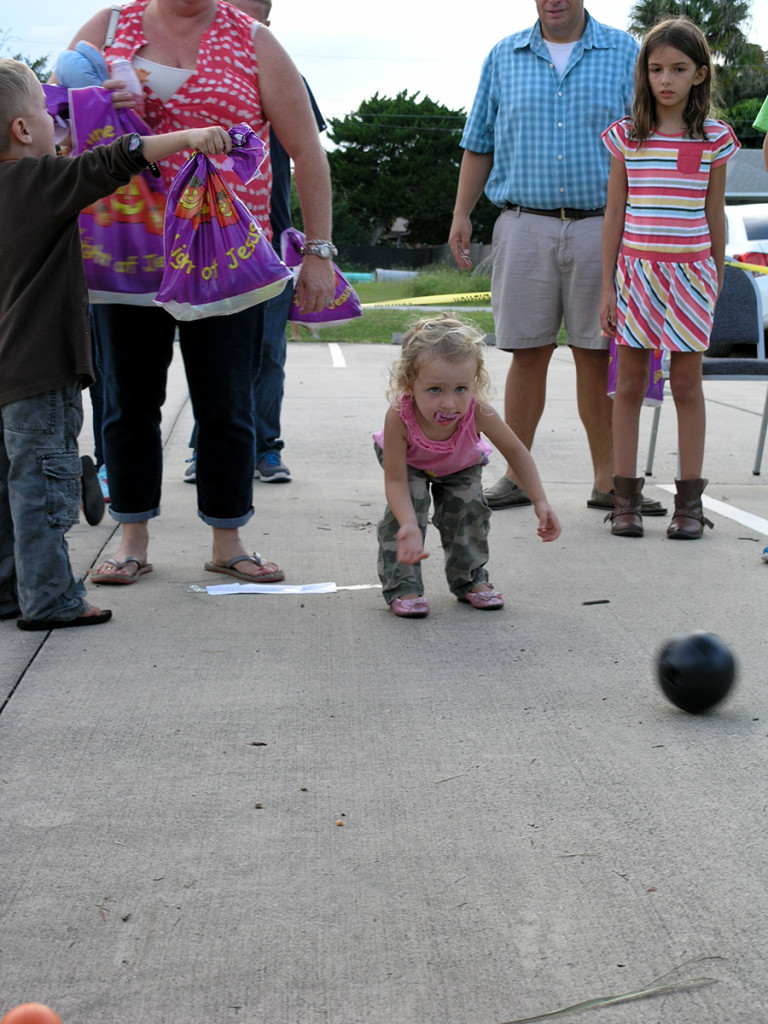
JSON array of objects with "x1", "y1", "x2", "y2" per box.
[{"x1": 504, "y1": 203, "x2": 605, "y2": 220}]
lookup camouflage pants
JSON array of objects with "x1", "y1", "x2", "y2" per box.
[{"x1": 375, "y1": 444, "x2": 491, "y2": 603}]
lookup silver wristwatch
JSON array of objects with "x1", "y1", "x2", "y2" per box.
[{"x1": 300, "y1": 239, "x2": 338, "y2": 260}]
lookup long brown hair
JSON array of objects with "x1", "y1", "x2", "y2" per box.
[{"x1": 632, "y1": 17, "x2": 714, "y2": 141}]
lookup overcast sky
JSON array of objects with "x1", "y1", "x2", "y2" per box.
[{"x1": 4, "y1": 0, "x2": 768, "y2": 122}]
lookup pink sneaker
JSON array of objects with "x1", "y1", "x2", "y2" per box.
[
  {"x1": 459, "y1": 588, "x2": 504, "y2": 610},
  {"x1": 390, "y1": 596, "x2": 429, "y2": 618}
]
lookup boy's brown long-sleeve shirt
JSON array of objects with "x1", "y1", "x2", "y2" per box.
[{"x1": 0, "y1": 136, "x2": 147, "y2": 406}]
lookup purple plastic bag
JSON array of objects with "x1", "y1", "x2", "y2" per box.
[
  {"x1": 607, "y1": 338, "x2": 664, "y2": 407},
  {"x1": 281, "y1": 228, "x2": 363, "y2": 328},
  {"x1": 69, "y1": 87, "x2": 168, "y2": 304},
  {"x1": 155, "y1": 125, "x2": 291, "y2": 321},
  {"x1": 42, "y1": 83, "x2": 71, "y2": 145}
]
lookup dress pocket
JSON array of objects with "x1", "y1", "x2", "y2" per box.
[{"x1": 677, "y1": 143, "x2": 706, "y2": 175}]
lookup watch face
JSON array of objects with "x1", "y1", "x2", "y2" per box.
[
  {"x1": 128, "y1": 133, "x2": 142, "y2": 154},
  {"x1": 303, "y1": 241, "x2": 337, "y2": 259}
]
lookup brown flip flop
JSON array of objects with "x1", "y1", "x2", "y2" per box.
[
  {"x1": 89, "y1": 557, "x2": 153, "y2": 584},
  {"x1": 204, "y1": 552, "x2": 285, "y2": 583}
]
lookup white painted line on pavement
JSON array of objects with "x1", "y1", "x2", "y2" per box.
[
  {"x1": 658, "y1": 484, "x2": 768, "y2": 536},
  {"x1": 328, "y1": 343, "x2": 346, "y2": 368}
]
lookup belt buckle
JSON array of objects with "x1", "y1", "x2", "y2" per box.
[{"x1": 560, "y1": 207, "x2": 567, "y2": 220}]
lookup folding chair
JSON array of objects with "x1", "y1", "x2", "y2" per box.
[{"x1": 645, "y1": 263, "x2": 768, "y2": 476}]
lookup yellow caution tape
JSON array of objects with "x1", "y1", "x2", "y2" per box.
[
  {"x1": 360, "y1": 261, "x2": 768, "y2": 312},
  {"x1": 361, "y1": 291, "x2": 491, "y2": 309},
  {"x1": 726, "y1": 258, "x2": 768, "y2": 275}
]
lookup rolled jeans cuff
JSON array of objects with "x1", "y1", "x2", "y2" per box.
[
  {"x1": 108, "y1": 505, "x2": 160, "y2": 524},
  {"x1": 197, "y1": 506, "x2": 254, "y2": 530}
]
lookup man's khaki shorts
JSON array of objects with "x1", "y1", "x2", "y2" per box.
[{"x1": 491, "y1": 208, "x2": 609, "y2": 352}]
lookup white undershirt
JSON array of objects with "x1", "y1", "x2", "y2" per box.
[
  {"x1": 131, "y1": 22, "x2": 260, "y2": 103},
  {"x1": 133, "y1": 57, "x2": 193, "y2": 102},
  {"x1": 545, "y1": 40, "x2": 577, "y2": 77}
]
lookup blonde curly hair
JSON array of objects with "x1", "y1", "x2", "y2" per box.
[{"x1": 386, "y1": 314, "x2": 493, "y2": 408}]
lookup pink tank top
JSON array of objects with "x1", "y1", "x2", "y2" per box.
[
  {"x1": 105, "y1": 0, "x2": 272, "y2": 236},
  {"x1": 374, "y1": 395, "x2": 492, "y2": 477}
]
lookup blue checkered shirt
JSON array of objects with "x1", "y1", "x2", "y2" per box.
[{"x1": 461, "y1": 12, "x2": 638, "y2": 210}]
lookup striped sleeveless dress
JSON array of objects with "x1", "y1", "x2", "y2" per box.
[{"x1": 602, "y1": 117, "x2": 739, "y2": 352}]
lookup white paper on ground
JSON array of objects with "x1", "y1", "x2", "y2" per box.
[
  {"x1": 204, "y1": 582, "x2": 382, "y2": 595},
  {"x1": 206, "y1": 581, "x2": 337, "y2": 595}
]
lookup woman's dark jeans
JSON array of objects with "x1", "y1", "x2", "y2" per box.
[{"x1": 93, "y1": 303, "x2": 261, "y2": 528}]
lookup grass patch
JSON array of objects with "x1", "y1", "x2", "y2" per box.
[
  {"x1": 293, "y1": 262, "x2": 493, "y2": 344},
  {"x1": 297, "y1": 308, "x2": 496, "y2": 345},
  {"x1": 352, "y1": 262, "x2": 491, "y2": 305},
  {"x1": 291, "y1": 261, "x2": 570, "y2": 345}
]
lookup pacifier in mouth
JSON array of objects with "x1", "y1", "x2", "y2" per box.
[{"x1": 435, "y1": 411, "x2": 460, "y2": 423}]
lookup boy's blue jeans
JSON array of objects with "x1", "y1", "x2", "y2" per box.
[{"x1": 0, "y1": 384, "x2": 88, "y2": 622}]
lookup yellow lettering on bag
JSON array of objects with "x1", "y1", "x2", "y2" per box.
[
  {"x1": 243, "y1": 221, "x2": 260, "y2": 251},
  {"x1": 331, "y1": 286, "x2": 350, "y2": 308},
  {"x1": 225, "y1": 221, "x2": 261, "y2": 269},
  {"x1": 81, "y1": 237, "x2": 113, "y2": 267},
  {"x1": 86, "y1": 125, "x2": 116, "y2": 148},
  {"x1": 168, "y1": 242, "x2": 196, "y2": 275},
  {"x1": 114, "y1": 256, "x2": 139, "y2": 275}
]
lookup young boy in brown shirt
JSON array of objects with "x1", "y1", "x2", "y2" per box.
[{"x1": 0, "y1": 59, "x2": 231, "y2": 629}]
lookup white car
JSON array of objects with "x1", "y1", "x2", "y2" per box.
[{"x1": 724, "y1": 203, "x2": 768, "y2": 330}]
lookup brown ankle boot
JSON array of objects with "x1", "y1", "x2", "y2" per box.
[
  {"x1": 604, "y1": 475, "x2": 644, "y2": 537},
  {"x1": 666, "y1": 478, "x2": 714, "y2": 539}
]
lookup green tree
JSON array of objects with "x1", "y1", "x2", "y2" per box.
[
  {"x1": 627, "y1": 0, "x2": 768, "y2": 109},
  {"x1": 327, "y1": 90, "x2": 497, "y2": 246},
  {"x1": 289, "y1": 177, "x2": 370, "y2": 246},
  {"x1": 720, "y1": 41, "x2": 768, "y2": 116},
  {"x1": 628, "y1": 0, "x2": 751, "y2": 49},
  {"x1": 723, "y1": 95, "x2": 764, "y2": 148}
]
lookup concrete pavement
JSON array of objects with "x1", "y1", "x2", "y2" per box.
[{"x1": 1, "y1": 340, "x2": 766, "y2": 1023}]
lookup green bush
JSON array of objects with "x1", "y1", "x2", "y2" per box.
[
  {"x1": 413, "y1": 261, "x2": 491, "y2": 296},
  {"x1": 349, "y1": 262, "x2": 490, "y2": 305}
]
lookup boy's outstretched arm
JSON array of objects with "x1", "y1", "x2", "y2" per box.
[
  {"x1": 476, "y1": 405, "x2": 561, "y2": 542},
  {"x1": 139, "y1": 126, "x2": 232, "y2": 164}
]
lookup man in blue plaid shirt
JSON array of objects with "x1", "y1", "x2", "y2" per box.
[{"x1": 449, "y1": 1, "x2": 666, "y2": 517}]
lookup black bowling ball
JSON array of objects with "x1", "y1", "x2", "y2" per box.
[{"x1": 656, "y1": 632, "x2": 736, "y2": 713}]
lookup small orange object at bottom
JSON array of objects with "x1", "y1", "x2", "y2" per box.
[{"x1": 1, "y1": 1005, "x2": 63, "y2": 1024}]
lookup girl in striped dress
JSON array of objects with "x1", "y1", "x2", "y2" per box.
[{"x1": 600, "y1": 17, "x2": 739, "y2": 540}]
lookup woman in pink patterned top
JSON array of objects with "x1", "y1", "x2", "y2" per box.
[
  {"x1": 62, "y1": 0, "x2": 333, "y2": 584},
  {"x1": 600, "y1": 17, "x2": 738, "y2": 541}
]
